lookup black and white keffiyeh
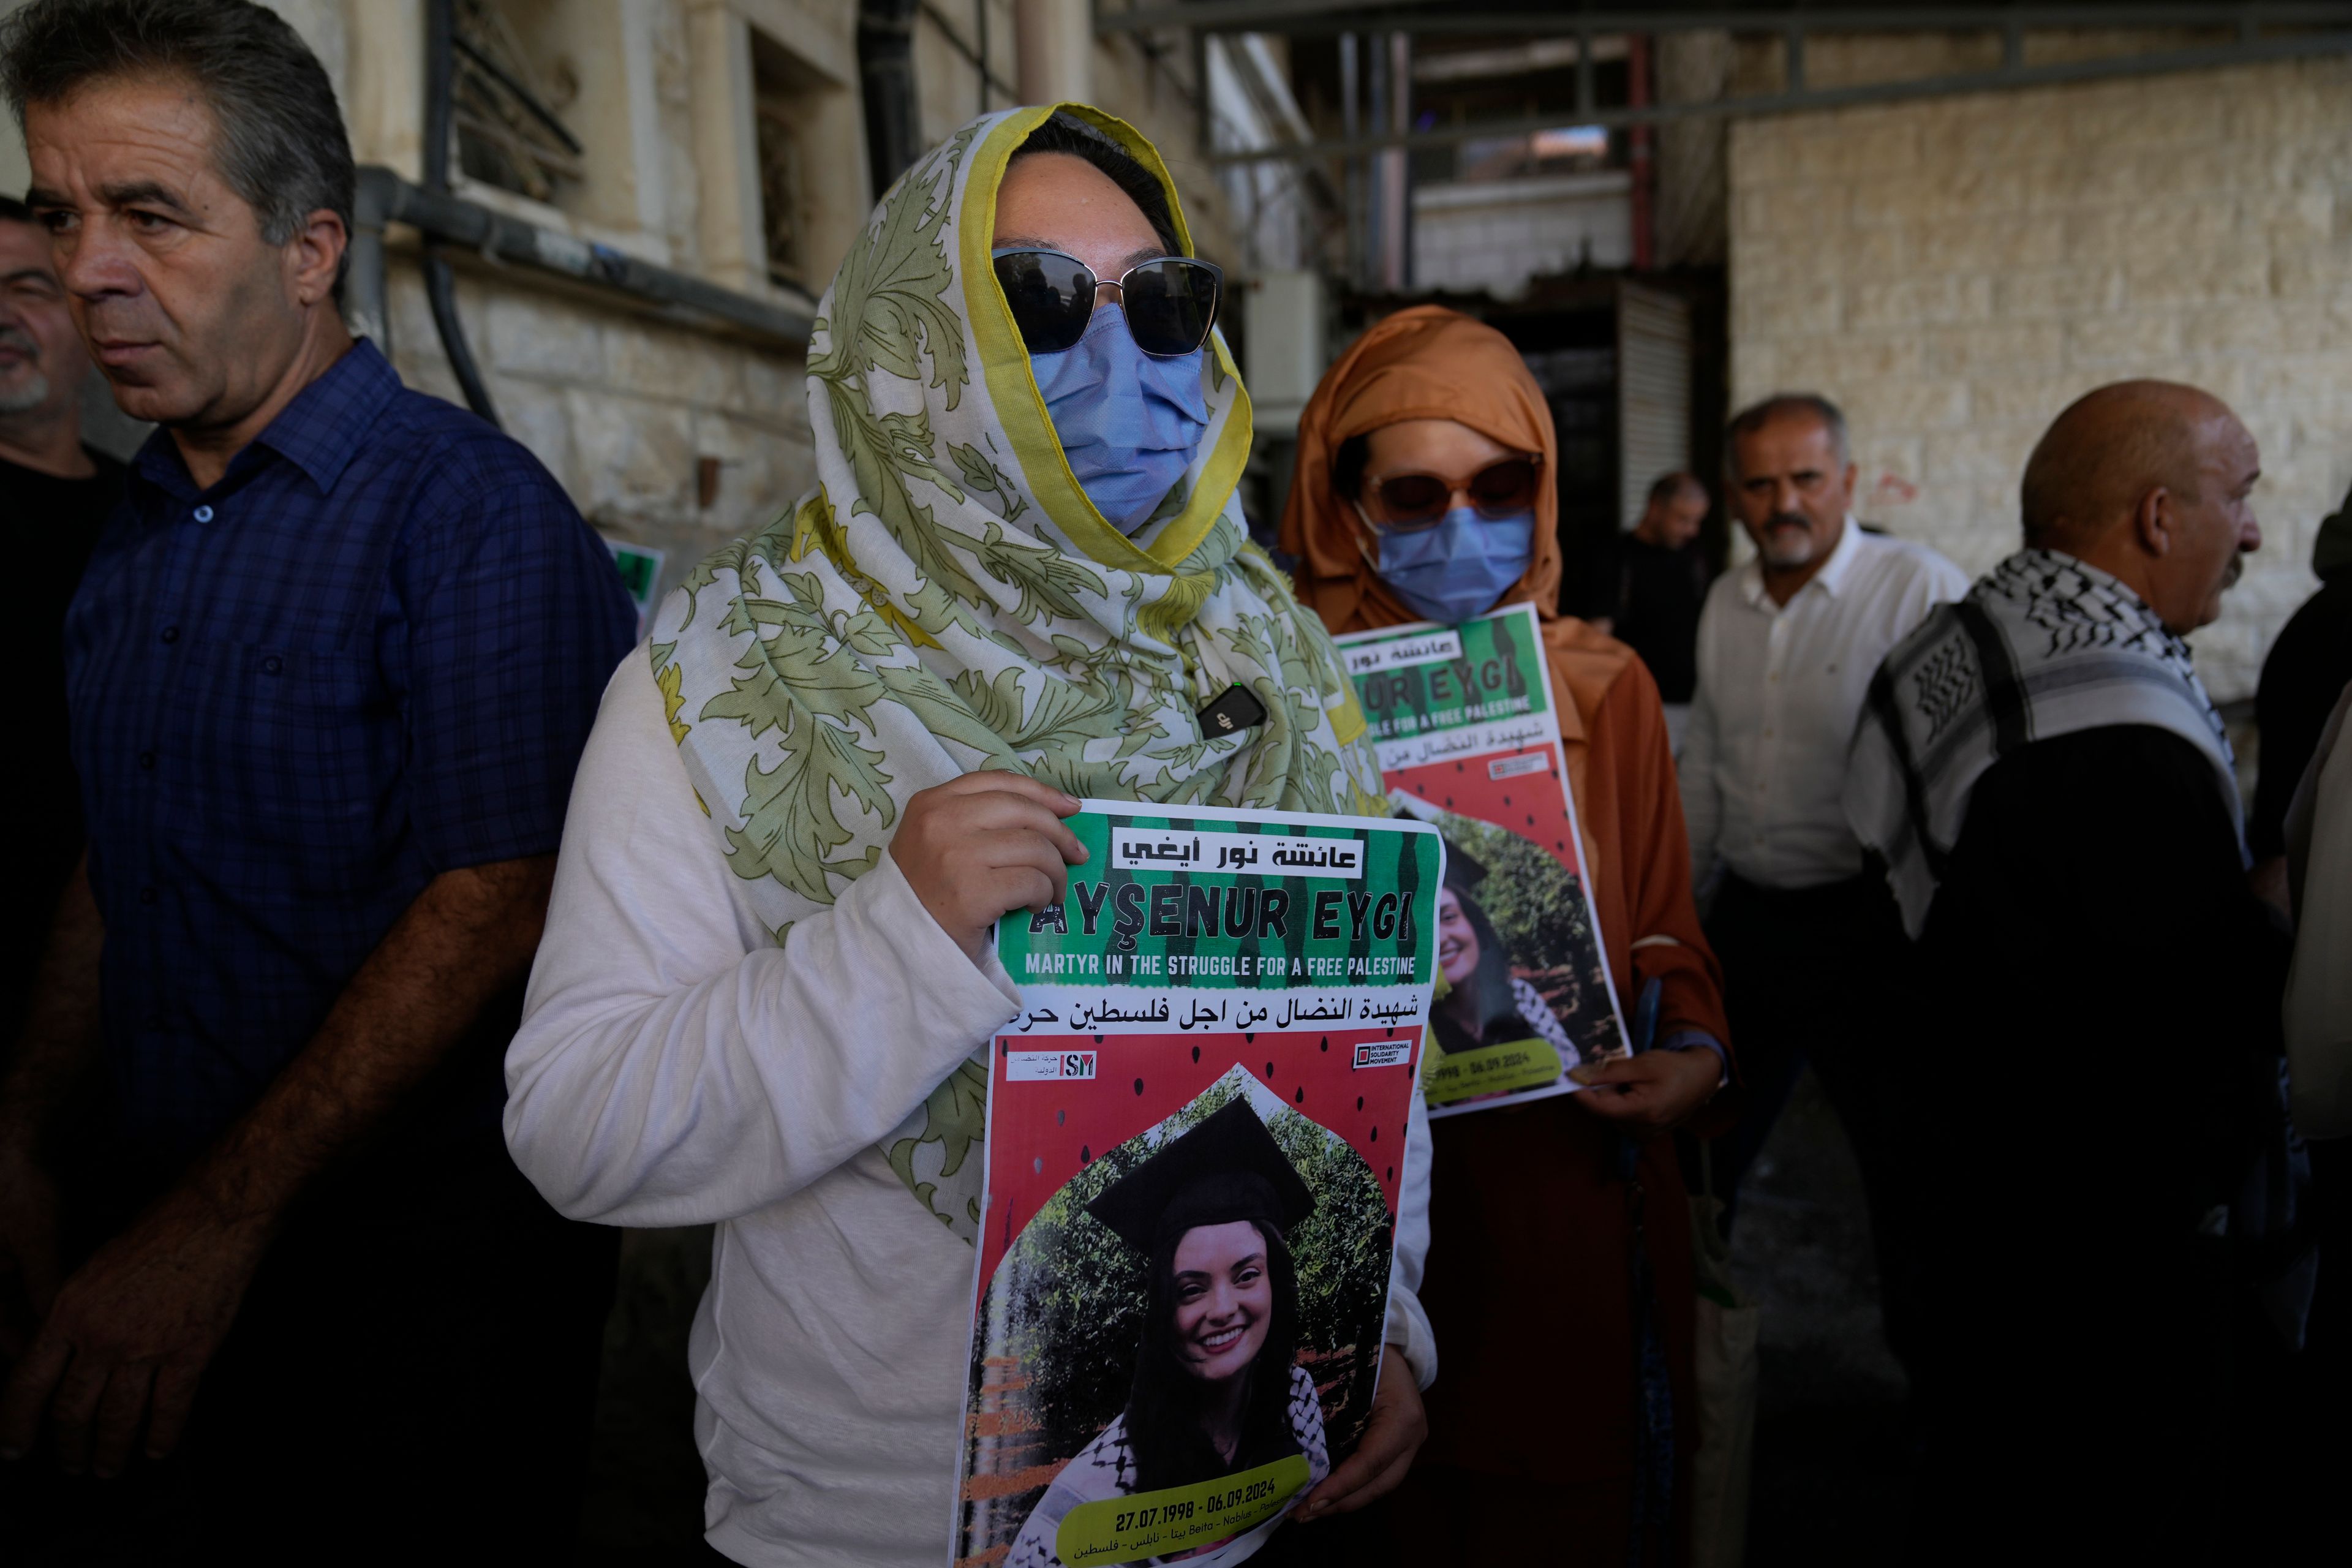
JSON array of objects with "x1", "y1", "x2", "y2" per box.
[
  {"x1": 1006, "y1": 1363, "x2": 1332, "y2": 1567},
  {"x1": 1845, "y1": 548, "x2": 2244, "y2": 937}
]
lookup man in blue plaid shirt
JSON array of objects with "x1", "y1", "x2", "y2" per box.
[{"x1": 0, "y1": 2, "x2": 637, "y2": 1551}]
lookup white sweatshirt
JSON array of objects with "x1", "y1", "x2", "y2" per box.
[{"x1": 505, "y1": 655, "x2": 1436, "y2": 1568}]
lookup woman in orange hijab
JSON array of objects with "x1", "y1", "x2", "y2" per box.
[{"x1": 1279, "y1": 306, "x2": 1732, "y2": 1563}]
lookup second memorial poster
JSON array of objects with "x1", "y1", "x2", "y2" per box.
[{"x1": 1334, "y1": 601, "x2": 1630, "y2": 1117}]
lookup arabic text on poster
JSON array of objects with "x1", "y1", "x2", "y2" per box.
[
  {"x1": 952, "y1": 804, "x2": 1441, "y2": 1568},
  {"x1": 1335, "y1": 605, "x2": 1632, "y2": 1119}
]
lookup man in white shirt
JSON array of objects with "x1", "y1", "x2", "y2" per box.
[{"x1": 1678, "y1": 393, "x2": 1965, "y2": 1357}]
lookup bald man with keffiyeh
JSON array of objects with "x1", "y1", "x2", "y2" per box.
[{"x1": 1845, "y1": 381, "x2": 2296, "y2": 1563}]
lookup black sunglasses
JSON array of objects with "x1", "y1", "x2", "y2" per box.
[
  {"x1": 991, "y1": 247, "x2": 1224, "y2": 358},
  {"x1": 1364, "y1": 458, "x2": 1545, "y2": 531}
]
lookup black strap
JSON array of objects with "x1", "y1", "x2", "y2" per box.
[
  {"x1": 1864, "y1": 659, "x2": 1951, "y2": 885},
  {"x1": 1953, "y1": 598, "x2": 2032, "y2": 757}
]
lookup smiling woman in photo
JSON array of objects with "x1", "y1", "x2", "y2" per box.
[
  {"x1": 1010, "y1": 1099, "x2": 1332, "y2": 1567},
  {"x1": 1428, "y1": 842, "x2": 1577, "y2": 1064}
]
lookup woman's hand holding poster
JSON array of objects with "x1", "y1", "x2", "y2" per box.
[
  {"x1": 954, "y1": 803, "x2": 1440, "y2": 1568},
  {"x1": 1333, "y1": 603, "x2": 1632, "y2": 1117}
]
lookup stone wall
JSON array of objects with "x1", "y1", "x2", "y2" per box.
[
  {"x1": 1727, "y1": 54, "x2": 2352, "y2": 700},
  {"x1": 380, "y1": 263, "x2": 815, "y2": 602},
  {"x1": 6, "y1": 0, "x2": 1313, "y2": 608}
]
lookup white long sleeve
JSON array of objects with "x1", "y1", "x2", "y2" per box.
[
  {"x1": 504, "y1": 661, "x2": 1023, "y2": 1227},
  {"x1": 1383, "y1": 1084, "x2": 1438, "y2": 1390},
  {"x1": 503, "y1": 654, "x2": 1437, "y2": 1566}
]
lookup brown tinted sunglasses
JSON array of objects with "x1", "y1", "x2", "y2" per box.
[{"x1": 1363, "y1": 457, "x2": 1543, "y2": 531}]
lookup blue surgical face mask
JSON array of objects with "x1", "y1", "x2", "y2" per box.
[
  {"x1": 1031, "y1": 303, "x2": 1211, "y2": 533},
  {"x1": 1365, "y1": 505, "x2": 1536, "y2": 625}
]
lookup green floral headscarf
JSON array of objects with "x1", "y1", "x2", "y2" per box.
[{"x1": 649, "y1": 105, "x2": 1385, "y2": 1245}]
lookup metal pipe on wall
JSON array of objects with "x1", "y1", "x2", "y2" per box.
[
  {"x1": 976, "y1": 0, "x2": 991, "y2": 113},
  {"x1": 1363, "y1": 31, "x2": 1385, "y2": 290},
  {"x1": 1339, "y1": 31, "x2": 1361, "y2": 288},
  {"x1": 859, "y1": 0, "x2": 925, "y2": 200},
  {"x1": 423, "y1": 0, "x2": 502, "y2": 428},
  {"x1": 356, "y1": 167, "x2": 813, "y2": 349},
  {"x1": 1629, "y1": 33, "x2": 1654, "y2": 271},
  {"x1": 1378, "y1": 32, "x2": 1410, "y2": 290}
]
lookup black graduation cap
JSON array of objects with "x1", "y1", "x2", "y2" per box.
[
  {"x1": 1087, "y1": 1098, "x2": 1316, "y2": 1256},
  {"x1": 1439, "y1": 835, "x2": 1488, "y2": 894},
  {"x1": 1391, "y1": 811, "x2": 1487, "y2": 894}
]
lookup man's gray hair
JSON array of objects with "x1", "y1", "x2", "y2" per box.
[
  {"x1": 1724, "y1": 393, "x2": 1850, "y2": 481},
  {"x1": 1, "y1": 0, "x2": 353, "y2": 296}
]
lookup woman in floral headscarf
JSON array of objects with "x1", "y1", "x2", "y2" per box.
[
  {"x1": 501, "y1": 108, "x2": 1432, "y2": 1566},
  {"x1": 1279, "y1": 306, "x2": 1732, "y2": 1564}
]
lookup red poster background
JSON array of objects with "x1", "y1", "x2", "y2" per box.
[
  {"x1": 1384, "y1": 744, "x2": 1584, "y2": 878},
  {"x1": 976, "y1": 1028, "x2": 1420, "y2": 1290}
]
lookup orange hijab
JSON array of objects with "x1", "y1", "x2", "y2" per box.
[
  {"x1": 1280, "y1": 307, "x2": 1727, "y2": 1082},
  {"x1": 1276, "y1": 306, "x2": 1629, "y2": 695}
]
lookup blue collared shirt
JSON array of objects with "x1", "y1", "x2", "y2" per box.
[{"x1": 66, "y1": 341, "x2": 636, "y2": 1155}]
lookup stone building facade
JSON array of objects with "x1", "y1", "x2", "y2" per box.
[
  {"x1": 1726, "y1": 45, "x2": 2352, "y2": 701},
  {"x1": 2, "y1": 0, "x2": 1302, "y2": 614},
  {"x1": 13, "y1": 7, "x2": 2343, "y2": 699}
]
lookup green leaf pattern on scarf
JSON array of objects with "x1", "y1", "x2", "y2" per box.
[{"x1": 652, "y1": 110, "x2": 1385, "y2": 1244}]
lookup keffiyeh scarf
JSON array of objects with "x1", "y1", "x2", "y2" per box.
[
  {"x1": 647, "y1": 104, "x2": 1385, "y2": 1245},
  {"x1": 1846, "y1": 548, "x2": 2244, "y2": 938}
]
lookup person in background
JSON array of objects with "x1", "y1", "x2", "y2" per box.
[
  {"x1": 1846, "y1": 380, "x2": 2287, "y2": 1562},
  {"x1": 2280, "y1": 682, "x2": 2352, "y2": 1542},
  {"x1": 1678, "y1": 393, "x2": 1964, "y2": 1361},
  {"x1": 2285, "y1": 683, "x2": 2352, "y2": 1136},
  {"x1": 2256, "y1": 502, "x2": 2352, "y2": 1564},
  {"x1": 1600, "y1": 472, "x2": 1712, "y2": 741},
  {"x1": 0, "y1": 194, "x2": 121, "y2": 1044},
  {"x1": 501, "y1": 107, "x2": 1431, "y2": 1568},
  {"x1": 1281, "y1": 304, "x2": 1730, "y2": 1565},
  {"x1": 2249, "y1": 484, "x2": 2352, "y2": 908},
  {"x1": 0, "y1": 2, "x2": 633, "y2": 1556}
]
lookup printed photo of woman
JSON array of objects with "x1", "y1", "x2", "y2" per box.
[
  {"x1": 1430, "y1": 841, "x2": 1578, "y2": 1066},
  {"x1": 1008, "y1": 1099, "x2": 1332, "y2": 1567}
]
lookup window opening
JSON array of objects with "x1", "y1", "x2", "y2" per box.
[
  {"x1": 452, "y1": 0, "x2": 585, "y2": 203},
  {"x1": 756, "y1": 100, "x2": 809, "y2": 289},
  {"x1": 751, "y1": 32, "x2": 827, "y2": 292}
]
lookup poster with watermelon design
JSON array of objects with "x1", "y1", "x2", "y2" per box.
[
  {"x1": 950, "y1": 803, "x2": 1440, "y2": 1568},
  {"x1": 1333, "y1": 601, "x2": 1632, "y2": 1119}
]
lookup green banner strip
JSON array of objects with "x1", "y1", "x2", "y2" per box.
[
  {"x1": 1001, "y1": 812, "x2": 1440, "y2": 993},
  {"x1": 1057, "y1": 1453, "x2": 1311, "y2": 1567},
  {"x1": 1349, "y1": 606, "x2": 1550, "y2": 740},
  {"x1": 1422, "y1": 1036, "x2": 1566, "y2": 1104}
]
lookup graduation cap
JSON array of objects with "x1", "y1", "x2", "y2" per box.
[
  {"x1": 1439, "y1": 836, "x2": 1488, "y2": 894},
  {"x1": 1392, "y1": 811, "x2": 1486, "y2": 894},
  {"x1": 1087, "y1": 1098, "x2": 1316, "y2": 1256}
]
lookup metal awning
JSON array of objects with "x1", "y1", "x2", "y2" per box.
[{"x1": 1094, "y1": 1, "x2": 2352, "y2": 164}]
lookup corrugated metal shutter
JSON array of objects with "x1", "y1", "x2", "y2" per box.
[{"x1": 1616, "y1": 281, "x2": 1692, "y2": 530}]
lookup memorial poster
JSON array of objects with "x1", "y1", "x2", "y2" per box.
[{"x1": 951, "y1": 803, "x2": 1441, "y2": 1568}]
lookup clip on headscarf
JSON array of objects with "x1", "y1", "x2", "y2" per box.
[{"x1": 1198, "y1": 684, "x2": 1268, "y2": 736}]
